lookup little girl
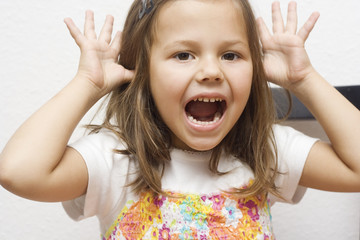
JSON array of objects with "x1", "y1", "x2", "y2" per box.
[{"x1": 1, "y1": 0, "x2": 359, "y2": 239}]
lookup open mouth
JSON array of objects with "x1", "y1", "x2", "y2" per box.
[{"x1": 185, "y1": 97, "x2": 227, "y2": 125}]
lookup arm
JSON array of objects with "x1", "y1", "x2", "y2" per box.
[
  {"x1": 257, "y1": 1, "x2": 360, "y2": 192},
  {"x1": 0, "y1": 11, "x2": 134, "y2": 202}
]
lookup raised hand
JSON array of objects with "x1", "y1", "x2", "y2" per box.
[
  {"x1": 0, "y1": 11, "x2": 136, "y2": 202},
  {"x1": 64, "y1": 11, "x2": 134, "y2": 97},
  {"x1": 257, "y1": 1, "x2": 320, "y2": 89}
]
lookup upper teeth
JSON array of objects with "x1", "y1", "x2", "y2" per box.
[{"x1": 193, "y1": 98, "x2": 223, "y2": 103}]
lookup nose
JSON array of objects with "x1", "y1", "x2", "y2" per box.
[{"x1": 195, "y1": 56, "x2": 224, "y2": 83}]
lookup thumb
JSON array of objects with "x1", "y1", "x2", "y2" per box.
[{"x1": 123, "y1": 69, "x2": 135, "y2": 83}]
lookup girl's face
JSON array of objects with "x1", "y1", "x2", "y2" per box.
[{"x1": 149, "y1": 0, "x2": 253, "y2": 151}]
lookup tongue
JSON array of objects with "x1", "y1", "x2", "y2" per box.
[{"x1": 186, "y1": 101, "x2": 218, "y2": 121}]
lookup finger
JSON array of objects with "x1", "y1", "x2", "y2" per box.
[
  {"x1": 123, "y1": 69, "x2": 135, "y2": 83},
  {"x1": 99, "y1": 15, "x2": 114, "y2": 44},
  {"x1": 256, "y1": 17, "x2": 272, "y2": 48},
  {"x1": 272, "y1": 1, "x2": 285, "y2": 33},
  {"x1": 64, "y1": 18, "x2": 85, "y2": 46},
  {"x1": 84, "y1": 10, "x2": 97, "y2": 39},
  {"x1": 298, "y1": 12, "x2": 320, "y2": 41},
  {"x1": 285, "y1": 1, "x2": 298, "y2": 34},
  {"x1": 110, "y1": 31, "x2": 122, "y2": 55}
]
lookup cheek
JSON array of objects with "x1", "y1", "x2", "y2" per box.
[
  {"x1": 149, "y1": 73, "x2": 185, "y2": 124},
  {"x1": 150, "y1": 65, "x2": 188, "y2": 105},
  {"x1": 230, "y1": 65, "x2": 253, "y2": 98},
  {"x1": 150, "y1": 78, "x2": 180, "y2": 108}
]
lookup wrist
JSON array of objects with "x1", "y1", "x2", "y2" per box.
[
  {"x1": 287, "y1": 68, "x2": 321, "y2": 96},
  {"x1": 287, "y1": 69, "x2": 333, "y2": 113},
  {"x1": 71, "y1": 74, "x2": 108, "y2": 103}
]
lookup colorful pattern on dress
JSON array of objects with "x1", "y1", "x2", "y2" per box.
[{"x1": 102, "y1": 189, "x2": 274, "y2": 240}]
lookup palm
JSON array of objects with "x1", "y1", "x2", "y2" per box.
[
  {"x1": 77, "y1": 38, "x2": 123, "y2": 88},
  {"x1": 262, "y1": 33, "x2": 311, "y2": 87},
  {"x1": 257, "y1": 2, "x2": 320, "y2": 89},
  {"x1": 64, "y1": 11, "x2": 133, "y2": 95}
]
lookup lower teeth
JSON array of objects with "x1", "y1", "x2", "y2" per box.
[{"x1": 187, "y1": 112, "x2": 221, "y2": 125}]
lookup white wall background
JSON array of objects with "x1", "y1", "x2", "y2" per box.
[{"x1": 0, "y1": 0, "x2": 359, "y2": 239}]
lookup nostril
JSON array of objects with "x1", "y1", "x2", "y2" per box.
[
  {"x1": 195, "y1": 58, "x2": 224, "y2": 82},
  {"x1": 198, "y1": 71, "x2": 224, "y2": 82}
]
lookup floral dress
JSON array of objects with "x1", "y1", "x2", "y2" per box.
[
  {"x1": 103, "y1": 189, "x2": 274, "y2": 240},
  {"x1": 63, "y1": 126, "x2": 318, "y2": 240}
]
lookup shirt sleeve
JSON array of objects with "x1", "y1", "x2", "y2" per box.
[
  {"x1": 269, "y1": 124, "x2": 319, "y2": 205},
  {"x1": 62, "y1": 130, "x2": 130, "y2": 221}
]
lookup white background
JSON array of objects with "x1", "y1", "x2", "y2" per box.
[{"x1": 0, "y1": 0, "x2": 359, "y2": 239}]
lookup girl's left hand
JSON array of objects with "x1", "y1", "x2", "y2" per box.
[{"x1": 257, "y1": 1, "x2": 320, "y2": 89}]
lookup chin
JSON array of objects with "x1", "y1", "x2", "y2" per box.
[
  {"x1": 172, "y1": 133, "x2": 224, "y2": 152},
  {"x1": 182, "y1": 140, "x2": 221, "y2": 152}
]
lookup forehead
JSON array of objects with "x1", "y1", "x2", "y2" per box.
[{"x1": 152, "y1": 0, "x2": 248, "y2": 45}]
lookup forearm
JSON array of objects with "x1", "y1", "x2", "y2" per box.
[
  {"x1": 0, "y1": 77, "x2": 100, "y2": 188},
  {"x1": 291, "y1": 70, "x2": 360, "y2": 174}
]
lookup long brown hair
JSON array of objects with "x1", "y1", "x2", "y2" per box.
[{"x1": 91, "y1": 0, "x2": 281, "y2": 198}]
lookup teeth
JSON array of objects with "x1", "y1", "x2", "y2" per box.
[
  {"x1": 214, "y1": 112, "x2": 221, "y2": 119},
  {"x1": 187, "y1": 112, "x2": 222, "y2": 125},
  {"x1": 193, "y1": 97, "x2": 223, "y2": 102},
  {"x1": 187, "y1": 98, "x2": 224, "y2": 125}
]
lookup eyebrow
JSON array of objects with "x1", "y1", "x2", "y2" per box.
[
  {"x1": 220, "y1": 39, "x2": 249, "y2": 48},
  {"x1": 163, "y1": 40, "x2": 199, "y2": 51},
  {"x1": 163, "y1": 39, "x2": 249, "y2": 51}
]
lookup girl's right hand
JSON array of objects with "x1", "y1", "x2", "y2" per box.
[
  {"x1": 0, "y1": 11, "x2": 135, "y2": 202},
  {"x1": 64, "y1": 10, "x2": 134, "y2": 97}
]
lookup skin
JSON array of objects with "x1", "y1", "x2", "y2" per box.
[
  {"x1": 0, "y1": 1, "x2": 359, "y2": 203},
  {"x1": 258, "y1": 2, "x2": 360, "y2": 191},
  {"x1": 149, "y1": 0, "x2": 253, "y2": 151}
]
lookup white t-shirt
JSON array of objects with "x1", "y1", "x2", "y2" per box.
[{"x1": 63, "y1": 124, "x2": 317, "y2": 239}]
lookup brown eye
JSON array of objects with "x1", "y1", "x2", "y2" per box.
[
  {"x1": 222, "y1": 53, "x2": 239, "y2": 61},
  {"x1": 175, "y1": 52, "x2": 194, "y2": 61}
]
